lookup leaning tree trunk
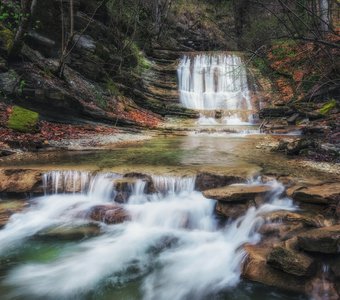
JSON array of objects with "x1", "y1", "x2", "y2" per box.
[{"x1": 8, "y1": 0, "x2": 37, "y2": 59}]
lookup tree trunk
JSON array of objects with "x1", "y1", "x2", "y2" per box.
[{"x1": 319, "y1": 0, "x2": 330, "y2": 32}]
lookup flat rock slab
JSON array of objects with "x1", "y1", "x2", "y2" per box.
[
  {"x1": 297, "y1": 225, "x2": 340, "y2": 254},
  {"x1": 203, "y1": 184, "x2": 272, "y2": 202},
  {"x1": 292, "y1": 183, "x2": 340, "y2": 204}
]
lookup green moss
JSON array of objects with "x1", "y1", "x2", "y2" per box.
[
  {"x1": 319, "y1": 99, "x2": 337, "y2": 115},
  {"x1": 7, "y1": 106, "x2": 39, "y2": 133},
  {"x1": 0, "y1": 24, "x2": 14, "y2": 52}
]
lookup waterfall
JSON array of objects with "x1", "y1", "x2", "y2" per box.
[
  {"x1": 177, "y1": 53, "x2": 255, "y2": 125},
  {"x1": 1, "y1": 172, "x2": 294, "y2": 299}
]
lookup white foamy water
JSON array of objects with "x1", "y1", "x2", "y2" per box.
[
  {"x1": 178, "y1": 53, "x2": 255, "y2": 125},
  {"x1": 1, "y1": 172, "x2": 294, "y2": 299}
]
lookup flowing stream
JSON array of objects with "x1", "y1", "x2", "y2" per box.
[{"x1": 0, "y1": 172, "x2": 297, "y2": 300}]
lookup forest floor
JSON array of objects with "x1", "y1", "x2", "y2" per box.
[{"x1": 0, "y1": 102, "x2": 155, "y2": 153}]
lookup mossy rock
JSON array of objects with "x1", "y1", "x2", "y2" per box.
[
  {"x1": 0, "y1": 24, "x2": 14, "y2": 52},
  {"x1": 7, "y1": 106, "x2": 39, "y2": 133}
]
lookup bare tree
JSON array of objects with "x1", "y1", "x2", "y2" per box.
[{"x1": 9, "y1": 0, "x2": 38, "y2": 59}]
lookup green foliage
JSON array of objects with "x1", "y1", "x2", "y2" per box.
[
  {"x1": 124, "y1": 40, "x2": 151, "y2": 73},
  {"x1": 319, "y1": 99, "x2": 337, "y2": 115},
  {"x1": 18, "y1": 79, "x2": 25, "y2": 94},
  {"x1": 106, "y1": 79, "x2": 121, "y2": 97},
  {"x1": 301, "y1": 74, "x2": 320, "y2": 93},
  {"x1": 94, "y1": 91, "x2": 107, "y2": 109},
  {"x1": 271, "y1": 40, "x2": 298, "y2": 60},
  {"x1": 7, "y1": 106, "x2": 39, "y2": 133},
  {"x1": 242, "y1": 16, "x2": 284, "y2": 49},
  {"x1": 0, "y1": 1, "x2": 22, "y2": 30}
]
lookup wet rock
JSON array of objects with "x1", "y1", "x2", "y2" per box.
[
  {"x1": 215, "y1": 202, "x2": 249, "y2": 219},
  {"x1": 259, "y1": 107, "x2": 295, "y2": 118},
  {"x1": 330, "y1": 256, "x2": 340, "y2": 278},
  {"x1": 86, "y1": 204, "x2": 129, "y2": 224},
  {"x1": 243, "y1": 244, "x2": 307, "y2": 293},
  {"x1": 267, "y1": 246, "x2": 316, "y2": 277},
  {"x1": 273, "y1": 138, "x2": 319, "y2": 155},
  {"x1": 124, "y1": 173, "x2": 155, "y2": 194},
  {"x1": 306, "y1": 276, "x2": 340, "y2": 300},
  {"x1": 287, "y1": 113, "x2": 300, "y2": 125},
  {"x1": 73, "y1": 34, "x2": 96, "y2": 53},
  {"x1": 292, "y1": 183, "x2": 340, "y2": 205},
  {"x1": 262, "y1": 211, "x2": 325, "y2": 228},
  {"x1": 0, "y1": 200, "x2": 28, "y2": 228},
  {"x1": 195, "y1": 173, "x2": 243, "y2": 191},
  {"x1": 0, "y1": 149, "x2": 16, "y2": 157},
  {"x1": 297, "y1": 225, "x2": 340, "y2": 254},
  {"x1": 0, "y1": 169, "x2": 42, "y2": 193},
  {"x1": 36, "y1": 223, "x2": 101, "y2": 240},
  {"x1": 0, "y1": 69, "x2": 19, "y2": 94},
  {"x1": 113, "y1": 177, "x2": 140, "y2": 203},
  {"x1": 203, "y1": 184, "x2": 272, "y2": 202},
  {"x1": 302, "y1": 125, "x2": 330, "y2": 135}
]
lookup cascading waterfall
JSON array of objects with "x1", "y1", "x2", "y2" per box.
[
  {"x1": 177, "y1": 53, "x2": 255, "y2": 125},
  {"x1": 0, "y1": 171, "x2": 294, "y2": 299}
]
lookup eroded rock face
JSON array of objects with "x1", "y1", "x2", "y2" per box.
[
  {"x1": 85, "y1": 204, "x2": 129, "y2": 224},
  {"x1": 0, "y1": 169, "x2": 42, "y2": 193},
  {"x1": 267, "y1": 246, "x2": 316, "y2": 277},
  {"x1": 292, "y1": 183, "x2": 340, "y2": 205},
  {"x1": 296, "y1": 225, "x2": 340, "y2": 254},
  {"x1": 203, "y1": 184, "x2": 272, "y2": 202}
]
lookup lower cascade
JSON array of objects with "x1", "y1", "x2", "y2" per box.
[
  {"x1": 0, "y1": 171, "x2": 294, "y2": 299},
  {"x1": 177, "y1": 53, "x2": 257, "y2": 125}
]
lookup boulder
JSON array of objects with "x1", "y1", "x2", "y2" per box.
[
  {"x1": 297, "y1": 225, "x2": 340, "y2": 253},
  {"x1": 0, "y1": 169, "x2": 42, "y2": 193},
  {"x1": 203, "y1": 184, "x2": 272, "y2": 202},
  {"x1": 36, "y1": 223, "x2": 101, "y2": 240},
  {"x1": 195, "y1": 173, "x2": 243, "y2": 191},
  {"x1": 243, "y1": 244, "x2": 307, "y2": 293},
  {"x1": 85, "y1": 204, "x2": 129, "y2": 224},
  {"x1": 292, "y1": 183, "x2": 340, "y2": 205},
  {"x1": 267, "y1": 246, "x2": 316, "y2": 277},
  {"x1": 215, "y1": 202, "x2": 249, "y2": 219}
]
